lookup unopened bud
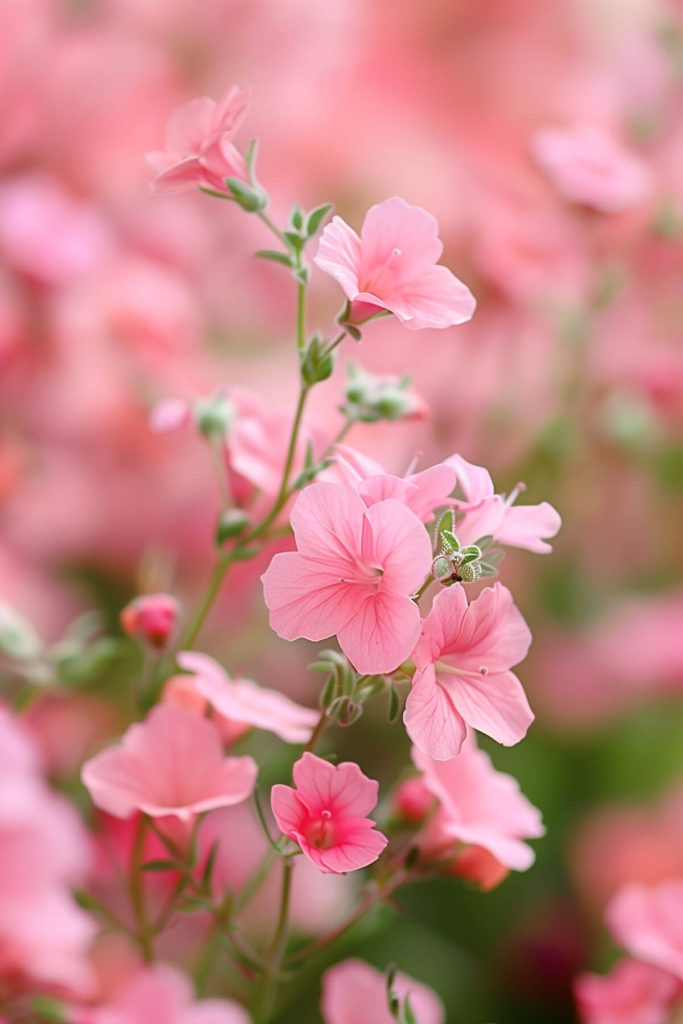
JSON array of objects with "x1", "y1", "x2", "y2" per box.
[
  {"x1": 120, "y1": 594, "x2": 180, "y2": 650},
  {"x1": 0, "y1": 602, "x2": 43, "y2": 661},
  {"x1": 394, "y1": 778, "x2": 434, "y2": 822},
  {"x1": 215, "y1": 509, "x2": 250, "y2": 545},
  {"x1": 194, "y1": 394, "x2": 235, "y2": 438},
  {"x1": 225, "y1": 177, "x2": 268, "y2": 213},
  {"x1": 432, "y1": 554, "x2": 455, "y2": 583}
]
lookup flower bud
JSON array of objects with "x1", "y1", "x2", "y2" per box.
[
  {"x1": 0, "y1": 602, "x2": 43, "y2": 661},
  {"x1": 432, "y1": 554, "x2": 455, "y2": 584},
  {"x1": 225, "y1": 177, "x2": 268, "y2": 213},
  {"x1": 194, "y1": 394, "x2": 235, "y2": 438},
  {"x1": 120, "y1": 594, "x2": 180, "y2": 650},
  {"x1": 394, "y1": 778, "x2": 434, "y2": 822},
  {"x1": 342, "y1": 363, "x2": 426, "y2": 424},
  {"x1": 215, "y1": 508, "x2": 250, "y2": 545}
]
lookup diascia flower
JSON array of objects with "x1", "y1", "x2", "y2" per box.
[
  {"x1": 574, "y1": 959, "x2": 680, "y2": 1024},
  {"x1": 146, "y1": 86, "x2": 250, "y2": 194},
  {"x1": 271, "y1": 752, "x2": 388, "y2": 874},
  {"x1": 321, "y1": 959, "x2": 445, "y2": 1024},
  {"x1": 404, "y1": 583, "x2": 534, "y2": 760},
  {"x1": 261, "y1": 481, "x2": 432, "y2": 675},
  {"x1": 81, "y1": 705, "x2": 257, "y2": 822},
  {"x1": 607, "y1": 881, "x2": 683, "y2": 982},
  {"x1": 314, "y1": 196, "x2": 476, "y2": 330}
]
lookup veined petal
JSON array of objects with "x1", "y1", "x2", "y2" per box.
[
  {"x1": 404, "y1": 666, "x2": 468, "y2": 760},
  {"x1": 314, "y1": 216, "x2": 362, "y2": 299},
  {"x1": 338, "y1": 591, "x2": 422, "y2": 675},
  {"x1": 397, "y1": 264, "x2": 477, "y2": 330},
  {"x1": 361, "y1": 499, "x2": 432, "y2": 593},
  {"x1": 444, "y1": 668, "x2": 534, "y2": 746}
]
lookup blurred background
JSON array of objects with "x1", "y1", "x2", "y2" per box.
[{"x1": 1, "y1": 0, "x2": 682, "y2": 1020}]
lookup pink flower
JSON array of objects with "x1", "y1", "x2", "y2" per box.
[
  {"x1": 575, "y1": 959, "x2": 680, "y2": 1024},
  {"x1": 404, "y1": 583, "x2": 534, "y2": 760},
  {"x1": 446, "y1": 453, "x2": 561, "y2": 553},
  {"x1": 332, "y1": 444, "x2": 456, "y2": 524},
  {"x1": 608, "y1": 882, "x2": 683, "y2": 983},
  {"x1": 147, "y1": 86, "x2": 250, "y2": 195},
  {"x1": 271, "y1": 752, "x2": 388, "y2": 874},
  {"x1": 261, "y1": 482, "x2": 432, "y2": 675},
  {"x1": 75, "y1": 963, "x2": 249, "y2": 1024},
  {"x1": 314, "y1": 196, "x2": 476, "y2": 330},
  {"x1": 321, "y1": 958, "x2": 445, "y2": 1024},
  {"x1": 532, "y1": 123, "x2": 652, "y2": 214},
  {"x1": 166, "y1": 651, "x2": 319, "y2": 744},
  {"x1": 81, "y1": 705, "x2": 257, "y2": 822},
  {"x1": 120, "y1": 593, "x2": 180, "y2": 649},
  {"x1": 409, "y1": 737, "x2": 544, "y2": 879}
]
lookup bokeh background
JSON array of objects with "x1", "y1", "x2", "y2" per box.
[{"x1": 1, "y1": 0, "x2": 682, "y2": 1021}]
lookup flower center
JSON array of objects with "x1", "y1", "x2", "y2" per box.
[
  {"x1": 305, "y1": 809, "x2": 336, "y2": 850},
  {"x1": 436, "y1": 660, "x2": 489, "y2": 680},
  {"x1": 363, "y1": 247, "x2": 402, "y2": 293},
  {"x1": 339, "y1": 565, "x2": 383, "y2": 588}
]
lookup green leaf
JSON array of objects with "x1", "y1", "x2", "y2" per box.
[
  {"x1": 440, "y1": 528, "x2": 460, "y2": 553},
  {"x1": 201, "y1": 840, "x2": 220, "y2": 887},
  {"x1": 388, "y1": 683, "x2": 401, "y2": 722},
  {"x1": 141, "y1": 859, "x2": 178, "y2": 873},
  {"x1": 306, "y1": 202, "x2": 333, "y2": 237},
  {"x1": 255, "y1": 249, "x2": 292, "y2": 266},
  {"x1": 290, "y1": 204, "x2": 304, "y2": 230},
  {"x1": 401, "y1": 995, "x2": 418, "y2": 1024},
  {"x1": 479, "y1": 562, "x2": 498, "y2": 577}
]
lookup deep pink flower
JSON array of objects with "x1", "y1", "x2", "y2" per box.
[
  {"x1": 532, "y1": 123, "x2": 652, "y2": 214},
  {"x1": 120, "y1": 593, "x2": 180, "y2": 649},
  {"x1": 314, "y1": 196, "x2": 476, "y2": 330},
  {"x1": 261, "y1": 482, "x2": 432, "y2": 675},
  {"x1": 608, "y1": 882, "x2": 683, "y2": 983},
  {"x1": 321, "y1": 958, "x2": 444, "y2": 1024},
  {"x1": 166, "y1": 651, "x2": 319, "y2": 745},
  {"x1": 575, "y1": 959, "x2": 680, "y2": 1024},
  {"x1": 74, "y1": 963, "x2": 249, "y2": 1024},
  {"x1": 147, "y1": 86, "x2": 250, "y2": 194},
  {"x1": 404, "y1": 583, "x2": 534, "y2": 760},
  {"x1": 410, "y1": 737, "x2": 544, "y2": 877},
  {"x1": 81, "y1": 705, "x2": 257, "y2": 822},
  {"x1": 446, "y1": 453, "x2": 561, "y2": 553},
  {"x1": 271, "y1": 752, "x2": 388, "y2": 874}
]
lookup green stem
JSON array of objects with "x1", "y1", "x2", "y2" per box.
[
  {"x1": 296, "y1": 276, "x2": 306, "y2": 356},
  {"x1": 179, "y1": 552, "x2": 234, "y2": 649},
  {"x1": 303, "y1": 709, "x2": 329, "y2": 753},
  {"x1": 257, "y1": 209, "x2": 288, "y2": 246},
  {"x1": 234, "y1": 848, "x2": 279, "y2": 914},
  {"x1": 320, "y1": 329, "x2": 348, "y2": 361},
  {"x1": 129, "y1": 816, "x2": 153, "y2": 962},
  {"x1": 253, "y1": 858, "x2": 295, "y2": 1023},
  {"x1": 412, "y1": 574, "x2": 434, "y2": 604}
]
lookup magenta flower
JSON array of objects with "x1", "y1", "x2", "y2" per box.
[
  {"x1": 261, "y1": 482, "x2": 432, "y2": 675},
  {"x1": 404, "y1": 583, "x2": 534, "y2": 760},
  {"x1": 146, "y1": 86, "x2": 250, "y2": 195},
  {"x1": 271, "y1": 752, "x2": 388, "y2": 874},
  {"x1": 81, "y1": 705, "x2": 257, "y2": 822},
  {"x1": 314, "y1": 196, "x2": 476, "y2": 330},
  {"x1": 321, "y1": 959, "x2": 444, "y2": 1024},
  {"x1": 608, "y1": 881, "x2": 683, "y2": 983}
]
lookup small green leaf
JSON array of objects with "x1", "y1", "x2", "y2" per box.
[
  {"x1": 440, "y1": 529, "x2": 460, "y2": 553},
  {"x1": 225, "y1": 177, "x2": 267, "y2": 212},
  {"x1": 388, "y1": 683, "x2": 400, "y2": 722},
  {"x1": 255, "y1": 249, "x2": 292, "y2": 266},
  {"x1": 201, "y1": 840, "x2": 220, "y2": 887},
  {"x1": 306, "y1": 202, "x2": 333, "y2": 237},
  {"x1": 141, "y1": 859, "x2": 178, "y2": 873},
  {"x1": 290, "y1": 204, "x2": 304, "y2": 230},
  {"x1": 479, "y1": 562, "x2": 498, "y2": 577}
]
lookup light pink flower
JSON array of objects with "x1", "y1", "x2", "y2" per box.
[
  {"x1": 314, "y1": 196, "x2": 476, "y2": 330},
  {"x1": 608, "y1": 882, "x2": 683, "y2": 983},
  {"x1": 81, "y1": 705, "x2": 257, "y2": 822},
  {"x1": 271, "y1": 752, "x2": 388, "y2": 874},
  {"x1": 332, "y1": 444, "x2": 456, "y2": 524},
  {"x1": 147, "y1": 86, "x2": 250, "y2": 194},
  {"x1": 404, "y1": 583, "x2": 534, "y2": 760},
  {"x1": 532, "y1": 123, "x2": 652, "y2": 214},
  {"x1": 575, "y1": 959, "x2": 680, "y2": 1024},
  {"x1": 321, "y1": 958, "x2": 444, "y2": 1024},
  {"x1": 446, "y1": 453, "x2": 561, "y2": 553},
  {"x1": 166, "y1": 651, "x2": 319, "y2": 745},
  {"x1": 120, "y1": 593, "x2": 180, "y2": 649},
  {"x1": 410, "y1": 737, "x2": 544, "y2": 876},
  {"x1": 75, "y1": 963, "x2": 249, "y2": 1024},
  {"x1": 261, "y1": 482, "x2": 432, "y2": 675}
]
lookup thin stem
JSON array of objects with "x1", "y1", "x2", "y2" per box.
[
  {"x1": 303, "y1": 709, "x2": 329, "y2": 753},
  {"x1": 234, "y1": 847, "x2": 279, "y2": 914},
  {"x1": 257, "y1": 209, "x2": 288, "y2": 247},
  {"x1": 296, "y1": 276, "x2": 306, "y2": 356},
  {"x1": 210, "y1": 435, "x2": 232, "y2": 510},
  {"x1": 253, "y1": 858, "x2": 295, "y2": 1023},
  {"x1": 412, "y1": 574, "x2": 434, "y2": 604},
  {"x1": 320, "y1": 329, "x2": 348, "y2": 361},
  {"x1": 178, "y1": 552, "x2": 234, "y2": 649},
  {"x1": 129, "y1": 815, "x2": 153, "y2": 962}
]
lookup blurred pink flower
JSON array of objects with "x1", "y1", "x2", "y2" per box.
[
  {"x1": 575, "y1": 959, "x2": 680, "y2": 1024},
  {"x1": 261, "y1": 481, "x2": 432, "y2": 674},
  {"x1": 446, "y1": 453, "x2": 561, "y2": 553},
  {"x1": 532, "y1": 123, "x2": 652, "y2": 214},
  {"x1": 81, "y1": 705, "x2": 257, "y2": 822},
  {"x1": 410, "y1": 737, "x2": 544, "y2": 878},
  {"x1": 166, "y1": 651, "x2": 319, "y2": 744},
  {"x1": 75, "y1": 963, "x2": 249, "y2": 1024},
  {"x1": 120, "y1": 593, "x2": 180, "y2": 649},
  {"x1": 314, "y1": 196, "x2": 476, "y2": 330},
  {"x1": 321, "y1": 958, "x2": 444, "y2": 1024},
  {"x1": 608, "y1": 882, "x2": 683, "y2": 983},
  {"x1": 405, "y1": 583, "x2": 534, "y2": 760},
  {"x1": 271, "y1": 752, "x2": 388, "y2": 874},
  {"x1": 147, "y1": 86, "x2": 250, "y2": 194}
]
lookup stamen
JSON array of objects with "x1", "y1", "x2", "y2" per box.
[{"x1": 505, "y1": 481, "x2": 527, "y2": 507}]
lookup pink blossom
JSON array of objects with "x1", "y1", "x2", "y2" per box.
[
  {"x1": 81, "y1": 705, "x2": 257, "y2": 822},
  {"x1": 271, "y1": 752, "x2": 388, "y2": 874},
  {"x1": 446, "y1": 453, "x2": 561, "y2": 553},
  {"x1": 410, "y1": 737, "x2": 544, "y2": 877},
  {"x1": 404, "y1": 583, "x2": 534, "y2": 760},
  {"x1": 332, "y1": 444, "x2": 456, "y2": 524},
  {"x1": 120, "y1": 593, "x2": 180, "y2": 649},
  {"x1": 147, "y1": 86, "x2": 250, "y2": 194},
  {"x1": 75, "y1": 963, "x2": 249, "y2": 1024},
  {"x1": 314, "y1": 196, "x2": 476, "y2": 330},
  {"x1": 575, "y1": 959, "x2": 680, "y2": 1024},
  {"x1": 532, "y1": 123, "x2": 652, "y2": 214},
  {"x1": 261, "y1": 482, "x2": 432, "y2": 675},
  {"x1": 608, "y1": 882, "x2": 683, "y2": 983},
  {"x1": 321, "y1": 958, "x2": 444, "y2": 1024},
  {"x1": 166, "y1": 651, "x2": 319, "y2": 744}
]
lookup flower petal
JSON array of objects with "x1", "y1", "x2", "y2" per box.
[
  {"x1": 337, "y1": 591, "x2": 422, "y2": 675},
  {"x1": 404, "y1": 665, "x2": 468, "y2": 760}
]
